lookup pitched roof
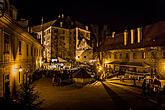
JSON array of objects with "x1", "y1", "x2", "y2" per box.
[
  {"x1": 72, "y1": 68, "x2": 91, "y2": 78},
  {"x1": 32, "y1": 20, "x2": 56, "y2": 32},
  {"x1": 97, "y1": 20, "x2": 165, "y2": 51}
]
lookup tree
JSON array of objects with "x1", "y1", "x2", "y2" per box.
[
  {"x1": 15, "y1": 81, "x2": 44, "y2": 110},
  {"x1": 90, "y1": 24, "x2": 110, "y2": 80}
]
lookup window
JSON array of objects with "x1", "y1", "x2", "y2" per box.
[
  {"x1": 19, "y1": 41, "x2": 22, "y2": 55},
  {"x1": 151, "y1": 52, "x2": 156, "y2": 59},
  {"x1": 4, "y1": 33, "x2": 10, "y2": 53},
  {"x1": 114, "y1": 53, "x2": 117, "y2": 59},
  {"x1": 26, "y1": 44, "x2": 29, "y2": 56},
  {"x1": 119, "y1": 53, "x2": 122, "y2": 59},
  {"x1": 63, "y1": 30, "x2": 65, "y2": 34},
  {"x1": 54, "y1": 29, "x2": 58, "y2": 33},
  {"x1": 133, "y1": 53, "x2": 136, "y2": 59},
  {"x1": 109, "y1": 52, "x2": 111, "y2": 58},
  {"x1": 163, "y1": 51, "x2": 165, "y2": 58},
  {"x1": 34, "y1": 48, "x2": 35, "y2": 56},
  {"x1": 31, "y1": 46, "x2": 33, "y2": 56},
  {"x1": 84, "y1": 56, "x2": 86, "y2": 58},
  {"x1": 126, "y1": 53, "x2": 129, "y2": 59},
  {"x1": 142, "y1": 52, "x2": 146, "y2": 59}
]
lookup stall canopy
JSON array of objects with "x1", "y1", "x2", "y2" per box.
[{"x1": 108, "y1": 61, "x2": 150, "y2": 68}]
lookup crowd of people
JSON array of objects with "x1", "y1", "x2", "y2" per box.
[{"x1": 141, "y1": 76, "x2": 161, "y2": 97}]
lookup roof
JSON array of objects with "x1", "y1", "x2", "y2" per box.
[
  {"x1": 108, "y1": 61, "x2": 150, "y2": 68},
  {"x1": 97, "y1": 20, "x2": 165, "y2": 52},
  {"x1": 72, "y1": 68, "x2": 91, "y2": 78},
  {"x1": 32, "y1": 20, "x2": 56, "y2": 32}
]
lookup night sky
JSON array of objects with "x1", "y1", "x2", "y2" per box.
[{"x1": 12, "y1": 0, "x2": 165, "y2": 32}]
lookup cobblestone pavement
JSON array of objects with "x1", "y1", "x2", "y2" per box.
[
  {"x1": 34, "y1": 78, "x2": 116, "y2": 110},
  {"x1": 33, "y1": 77, "x2": 165, "y2": 110}
]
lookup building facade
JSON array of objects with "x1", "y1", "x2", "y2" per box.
[
  {"x1": 32, "y1": 14, "x2": 92, "y2": 69},
  {"x1": 96, "y1": 21, "x2": 165, "y2": 80},
  {"x1": 0, "y1": 1, "x2": 43, "y2": 98}
]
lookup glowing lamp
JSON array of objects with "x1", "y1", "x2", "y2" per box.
[{"x1": 19, "y1": 66, "x2": 22, "y2": 72}]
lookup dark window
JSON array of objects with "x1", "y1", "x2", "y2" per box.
[
  {"x1": 4, "y1": 33, "x2": 10, "y2": 53},
  {"x1": 163, "y1": 51, "x2": 165, "y2": 59},
  {"x1": 133, "y1": 53, "x2": 136, "y2": 59},
  {"x1": 151, "y1": 52, "x2": 156, "y2": 59},
  {"x1": 26, "y1": 44, "x2": 28, "y2": 56},
  {"x1": 54, "y1": 29, "x2": 58, "y2": 33},
  {"x1": 34, "y1": 48, "x2": 35, "y2": 56},
  {"x1": 119, "y1": 53, "x2": 122, "y2": 59},
  {"x1": 84, "y1": 56, "x2": 86, "y2": 58},
  {"x1": 114, "y1": 53, "x2": 117, "y2": 59},
  {"x1": 31, "y1": 46, "x2": 33, "y2": 56},
  {"x1": 126, "y1": 53, "x2": 129, "y2": 59},
  {"x1": 109, "y1": 52, "x2": 111, "y2": 58},
  {"x1": 142, "y1": 52, "x2": 146, "y2": 59},
  {"x1": 19, "y1": 41, "x2": 22, "y2": 55},
  {"x1": 63, "y1": 30, "x2": 65, "y2": 34}
]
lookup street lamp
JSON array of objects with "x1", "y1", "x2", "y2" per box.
[{"x1": 0, "y1": 0, "x2": 6, "y2": 17}]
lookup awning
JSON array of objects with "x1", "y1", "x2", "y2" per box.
[{"x1": 108, "y1": 61, "x2": 150, "y2": 68}]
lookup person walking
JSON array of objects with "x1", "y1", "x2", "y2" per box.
[
  {"x1": 52, "y1": 74, "x2": 55, "y2": 86},
  {"x1": 141, "y1": 78, "x2": 147, "y2": 96}
]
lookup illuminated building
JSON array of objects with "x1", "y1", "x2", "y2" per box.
[
  {"x1": 0, "y1": 1, "x2": 43, "y2": 98},
  {"x1": 32, "y1": 14, "x2": 92, "y2": 68},
  {"x1": 97, "y1": 21, "x2": 165, "y2": 80}
]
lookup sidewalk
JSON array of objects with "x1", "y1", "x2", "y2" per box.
[{"x1": 108, "y1": 77, "x2": 165, "y2": 108}]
